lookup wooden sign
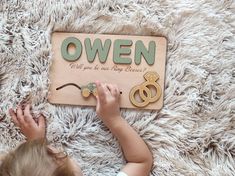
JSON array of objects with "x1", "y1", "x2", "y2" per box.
[{"x1": 48, "y1": 32, "x2": 167, "y2": 110}]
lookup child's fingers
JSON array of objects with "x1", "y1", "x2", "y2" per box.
[
  {"x1": 95, "y1": 81, "x2": 106, "y2": 103},
  {"x1": 9, "y1": 109, "x2": 20, "y2": 126},
  {"x1": 113, "y1": 84, "x2": 120, "y2": 98},
  {"x1": 23, "y1": 104, "x2": 34, "y2": 124},
  {"x1": 102, "y1": 83, "x2": 112, "y2": 100},
  {"x1": 107, "y1": 84, "x2": 115, "y2": 95},
  {"x1": 16, "y1": 106, "x2": 26, "y2": 126},
  {"x1": 38, "y1": 115, "x2": 46, "y2": 129},
  {"x1": 107, "y1": 84, "x2": 120, "y2": 98}
]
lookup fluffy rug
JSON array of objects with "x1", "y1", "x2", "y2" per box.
[{"x1": 0, "y1": 0, "x2": 235, "y2": 175}]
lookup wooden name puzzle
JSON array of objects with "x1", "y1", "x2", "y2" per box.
[{"x1": 48, "y1": 32, "x2": 167, "y2": 110}]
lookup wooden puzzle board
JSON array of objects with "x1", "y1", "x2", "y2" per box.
[{"x1": 48, "y1": 32, "x2": 167, "y2": 110}]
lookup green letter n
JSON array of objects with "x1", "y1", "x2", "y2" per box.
[
  {"x1": 84, "y1": 38, "x2": 111, "y2": 63},
  {"x1": 135, "y1": 40, "x2": 156, "y2": 65}
]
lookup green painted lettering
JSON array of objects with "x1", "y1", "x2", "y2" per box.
[
  {"x1": 61, "y1": 37, "x2": 82, "y2": 62},
  {"x1": 113, "y1": 39, "x2": 132, "y2": 64},
  {"x1": 84, "y1": 38, "x2": 111, "y2": 63},
  {"x1": 135, "y1": 40, "x2": 155, "y2": 65}
]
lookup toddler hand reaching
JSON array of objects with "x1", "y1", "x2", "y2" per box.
[
  {"x1": 95, "y1": 82, "x2": 121, "y2": 128},
  {"x1": 1, "y1": 104, "x2": 82, "y2": 176},
  {"x1": 9, "y1": 104, "x2": 46, "y2": 141},
  {"x1": 95, "y1": 81, "x2": 153, "y2": 176},
  {"x1": 0, "y1": 82, "x2": 153, "y2": 176}
]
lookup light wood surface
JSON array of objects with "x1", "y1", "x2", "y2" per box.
[{"x1": 48, "y1": 32, "x2": 167, "y2": 110}]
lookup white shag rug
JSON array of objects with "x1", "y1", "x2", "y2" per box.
[{"x1": 0, "y1": 0, "x2": 235, "y2": 175}]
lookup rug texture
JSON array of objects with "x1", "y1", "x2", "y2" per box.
[{"x1": 0, "y1": 0, "x2": 235, "y2": 176}]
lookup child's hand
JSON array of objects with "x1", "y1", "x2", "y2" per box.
[
  {"x1": 95, "y1": 81, "x2": 121, "y2": 126},
  {"x1": 95, "y1": 82, "x2": 153, "y2": 176},
  {"x1": 9, "y1": 104, "x2": 46, "y2": 141}
]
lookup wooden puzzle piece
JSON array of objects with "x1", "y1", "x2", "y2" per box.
[
  {"x1": 81, "y1": 82, "x2": 97, "y2": 98},
  {"x1": 129, "y1": 71, "x2": 162, "y2": 107},
  {"x1": 56, "y1": 82, "x2": 97, "y2": 98}
]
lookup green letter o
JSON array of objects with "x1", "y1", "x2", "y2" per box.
[{"x1": 61, "y1": 37, "x2": 82, "y2": 62}]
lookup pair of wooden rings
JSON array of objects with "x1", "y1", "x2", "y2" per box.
[{"x1": 129, "y1": 72, "x2": 161, "y2": 107}]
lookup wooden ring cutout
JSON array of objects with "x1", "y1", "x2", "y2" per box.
[
  {"x1": 130, "y1": 85, "x2": 152, "y2": 107},
  {"x1": 139, "y1": 82, "x2": 161, "y2": 103},
  {"x1": 129, "y1": 71, "x2": 162, "y2": 107}
]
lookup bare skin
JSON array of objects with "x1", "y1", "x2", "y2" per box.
[
  {"x1": 95, "y1": 82, "x2": 153, "y2": 176},
  {"x1": 8, "y1": 105, "x2": 82, "y2": 175},
  {"x1": 4, "y1": 82, "x2": 153, "y2": 176}
]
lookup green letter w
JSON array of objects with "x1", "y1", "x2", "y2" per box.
[{"x1": 84, "y1": 38, "x2": 111, "y2": 63}]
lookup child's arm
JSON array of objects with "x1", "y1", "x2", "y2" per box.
[
  {"x1": 8, "y1": 105, "x2": 82, "y2": 175},
  {"x1": 95, "y1": 82, "x2": 153, "y2": 176}
]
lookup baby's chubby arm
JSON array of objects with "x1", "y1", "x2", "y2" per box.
[{"x1": 95, "y1": 82, "x2": 153, "y2": 176}]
